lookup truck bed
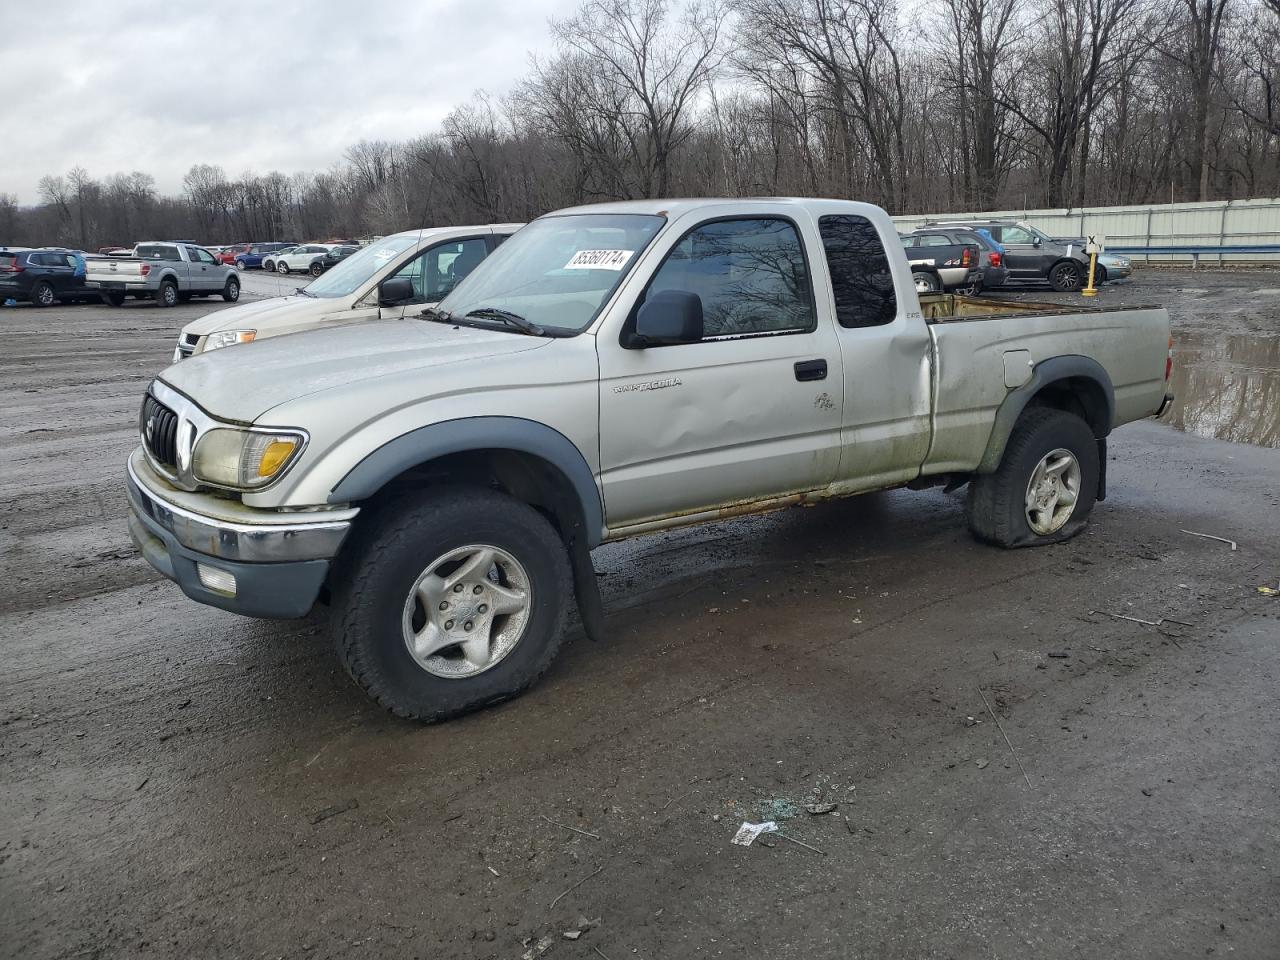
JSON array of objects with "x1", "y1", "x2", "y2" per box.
[{"x1": 920, "y1": 295, "x2": 1171, "y2": 474}]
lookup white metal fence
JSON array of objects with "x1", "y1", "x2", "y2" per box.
[{"x1": 891, "y1": 197, "x2": 1280, "y2": 264}]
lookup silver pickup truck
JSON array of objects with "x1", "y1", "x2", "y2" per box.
[
  {"x1": 125, "y1": 198, "x2": 1173, "y2": 721},
  {"x1": 86, "y1": 242, "x2": 240, "y2": 307}
]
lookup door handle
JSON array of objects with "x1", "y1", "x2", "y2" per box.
[{"x1": 794, "y1": 359, "x2": 827, "y2": 382}]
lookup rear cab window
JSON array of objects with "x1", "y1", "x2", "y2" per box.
[
  {"x1": 818, "y1": 215, "x2": 898, "y2": 328},
  {"x1": 137, "y1": 245, "x2": 180, "y2": 260}
]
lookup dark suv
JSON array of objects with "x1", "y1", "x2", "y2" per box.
[
  {"x1": 0, "y1": 249, "x2": 96, "y2": 307},
  {"x1": 922, "y1": 219, "x2": 1089, "y2": 291}
]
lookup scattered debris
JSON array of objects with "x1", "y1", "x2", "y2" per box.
[
  {"x1": 549, "y1": 865, "x2": 605, "y2": 909},
  {"x1": 1047, "y1": 650, "x2": 1070, "y2": 658},
  {"x1": 977, "y1": 687, "x2": 1033, "y2": 789},
  {"x1": 1141, "y1": 788, "x2": 1153, "y2": 797},
  {"x1": 564, "y1": 930, "x2": 582, "y2": 941},
  {"x1": 731, "y1": 821, "x2": 778, "y2": 846},
  {"x1": 134, "y1": 777, "x2": 149, "y2": 792},
  {"x1": 540, "y1": 814, "x2": 601, "y2": 840},
  {"x1": 975, "y1": 758, "x2": 989, "y2": 769},
  {"x1": 1180, "y1": 529, "x2": 1237, "y2": 551},
  {"x1": 310, "y1": 799, "x2": 358, "y2": 825},
  {"x1": 486, "y1": 866, "x2": 500, "y2": 877},
  {"x1": 755, "y1": 798, "x2": 801, "y2": 820},
  {"x1": 593, "y1": 947, "x2": 614, "y2": 960},
  {"x1": 804, "y1": 802, "x2": 838, "y2": 815},
  {"x1": 1094, "y1": 611, "x2": 1194, "y2": 628},
  {"x1": 522, "y1": 935, "x2": 554, "y2": 959},
  {"x1": 1258, "y1": 584, "x2": 1278, "y2": 597},
  {"x1": 775, "y1": 832, "x2": 826, "y2": 856}
]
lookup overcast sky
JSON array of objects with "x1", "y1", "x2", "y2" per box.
[{"x1": 0, "y1": 0, "x2": 564, "y2": 204}]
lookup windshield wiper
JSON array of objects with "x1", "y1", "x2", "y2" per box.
[
  {"x1": 464, "y1": 307, "x2": 545, "y2": 336},
  {"x1": 294, "y1": 287, "x2": 315, "y2": 298}
]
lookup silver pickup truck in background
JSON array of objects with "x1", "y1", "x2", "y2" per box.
[
  {"x1": 85, "y1": 242, "x2": 241, "y2": 307},
  {"x1": 125, "y1": 198, "x2": 1174, "y2": 721}
]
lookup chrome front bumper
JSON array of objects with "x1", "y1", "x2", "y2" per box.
[
  {"x1": 126, "y1": 450, "x2": 357, "y2": 618},
  {"x1": 126, "y1": 454, "x2": 352, "y2": 562}
]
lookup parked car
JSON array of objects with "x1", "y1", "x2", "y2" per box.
[
  {"x1": 172, "y1": 225, "x2": 520, "y2": 359},
  {"x1": 899, "y1": 232, "x2": 982, "y2": 293},
  {"x1": 266, "y1": 244, "x2": 338, "y2": 277},
  {"x1": 322, "y1": 244, "x2": 360, "y2": 269},
  {"x1": 905, "y1": 226, "x2": 1008, "y2": 290},
  {"x1": 128, "y1": 198, "x2": 1173, "y2": 720},
  {"x1": 233, "y1": 243, "x2": 295, "y2": 271},
  {"x1": 0, "y1": 249, "x2": 96, "y2": 306},
  {"x1": 922, "y1": 219, "x2": 1090, "y2": 291},
  {"x1": 1093, "y1": 252, "x2": 1133, "y2": 284},
  {"x1": 84, "y1": 242, "x2": 240, "y2": 307}
]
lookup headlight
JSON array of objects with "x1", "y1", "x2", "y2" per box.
[
  {"x1": 192, "y1": 427, "x2": 305, "y2": 489},
  {"x1": 203, "y1": 329, "x2": 257, "y2": 352}
]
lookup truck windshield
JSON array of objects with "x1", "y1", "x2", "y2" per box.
[
  {"x1": 304, "y1": 235, "x2": 421, "y2": 299},
  {"x1": 436, "y1": 214, "x2": 666, "y2": 334}
]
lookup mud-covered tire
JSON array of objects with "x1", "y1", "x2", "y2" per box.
[
  {"x1": 331, "y1": 487, "x2": 572, "y2": 722},
  {"x1": 966, "y1": 408, "x2": 1099, "y2": 548},
  {"x1": 1050, "y1": 260, "x2": 1083, "y2": 292},
  {"x1": 222, "y1": 276, "x2": 240, "y2": 302}
]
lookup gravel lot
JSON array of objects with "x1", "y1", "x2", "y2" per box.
[{"x1": 2, "y1": 268, "x2": 1278, "y2": 959}]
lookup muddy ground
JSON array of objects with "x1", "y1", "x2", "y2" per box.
[{"x1": 2, "y1": 269, "x2": 1278, "y2": 959}]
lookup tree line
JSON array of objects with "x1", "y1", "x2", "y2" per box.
[{"x1": 3, "y1": 0, "x2": 1278, "y2": 250}]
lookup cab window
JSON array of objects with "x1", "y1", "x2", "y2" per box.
[
  {"x1": 818, "y1": 214, "x2": 897, "y2": 328},
  {"x1": 645, "y1": 218, "x2": 815, "y2": 338},
  {"x1": 390, "y1": 238, "x2": 488, "y2": 304}
]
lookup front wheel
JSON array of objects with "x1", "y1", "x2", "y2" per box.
[
  {"x1": 1050, "y1": 260, "x2": 1083, "y2": 292},
  {"x1": 276, "y1": 261, "x2": 290, "y2": 275},
  {"x1": 235, "y1": 259, "x2": 247, "y2": 271},
  {"x1": 222, "y1": 276, "x2": 240, "y2": 302},
  {"x1": 332, "y1": 488, "x2": 572, "y2": 721},
  {"x1": 966, "y1": 408, "x2": 1099, "y2": 548}
]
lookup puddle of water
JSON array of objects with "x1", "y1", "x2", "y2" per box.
[{"x1": 1159, "y1": 332, "x2": 1280, "y2": 448}]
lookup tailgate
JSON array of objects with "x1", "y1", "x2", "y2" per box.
[{"x1": 85, "y1": 258, "x2": 145, "y2": 285}]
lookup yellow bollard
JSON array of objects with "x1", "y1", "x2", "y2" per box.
[{"x1": 1081, "y1": 251, "x2": 1098, "y2": 297}]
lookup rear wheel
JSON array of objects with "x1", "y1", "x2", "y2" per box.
[
  {"x1": 156, "y1": 280, "x2": 179, "y2": 308},
  {"x1": 32, "y1": 281, "x2": 55, "y2": 307},
  {"x1": 332, "y1": 488, "x2": 572, "y2": 721},
  {"x1": 966, "y1": 408, "x2": 1099, "y2": 548},
  {"x1": 309, "y1": 261, "x2": 324, "y2": 277},
  {"x1": 1050, "y1": 260, "x2": 1083, "y2": 292},
  {"x1": 912, "y1": 270, "x2": 941, "y2": 294},
  {"x1": 222, "y1": 276, "x2": 240, "y2": 302}
]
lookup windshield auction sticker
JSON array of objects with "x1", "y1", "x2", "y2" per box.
[{"x1": 564, "y1": 249, "x2": 634, "y2": 270}]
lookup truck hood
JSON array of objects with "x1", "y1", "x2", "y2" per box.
[
  {"x1": 181, "y1": 295, "x2": 335, "y2": 336},
  {"x1": 159, "y1": 318, "x2": 551, "y2": 423}
]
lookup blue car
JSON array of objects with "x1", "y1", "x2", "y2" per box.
[{"x1": 233, "y1": 242, "x2": 295, "y2": 271}]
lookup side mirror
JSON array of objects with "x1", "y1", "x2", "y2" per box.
[
  {"x1": 378, "y1": 277, "x2": 415, "y2": 305},
  {"x1": 1032, "y1": 237, "x2": 1041, "y2": 247},
  {"x1": 630, "y1": 290, "x2": 704, "y2": 347}
]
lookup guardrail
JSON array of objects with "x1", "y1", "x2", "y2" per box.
[{"x1": 1107, "y1": 244, "x2": 1280, "y2": 267}]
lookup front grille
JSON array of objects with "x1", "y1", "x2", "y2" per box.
[{"x1": 140, "y1": 394, "x2": 180, "y2": 469}]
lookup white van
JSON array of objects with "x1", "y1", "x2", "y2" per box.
[{"x1": 172, "y1": 224, "x2": 522, "y2": 360}]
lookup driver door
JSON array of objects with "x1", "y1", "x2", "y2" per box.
[{"x1": 597, "y1": 216, "x2": 844, "y2": 530}]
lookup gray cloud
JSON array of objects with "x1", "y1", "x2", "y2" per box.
[{"x1": 0, "y1": 0, "x2": 562, "y2": 203}]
